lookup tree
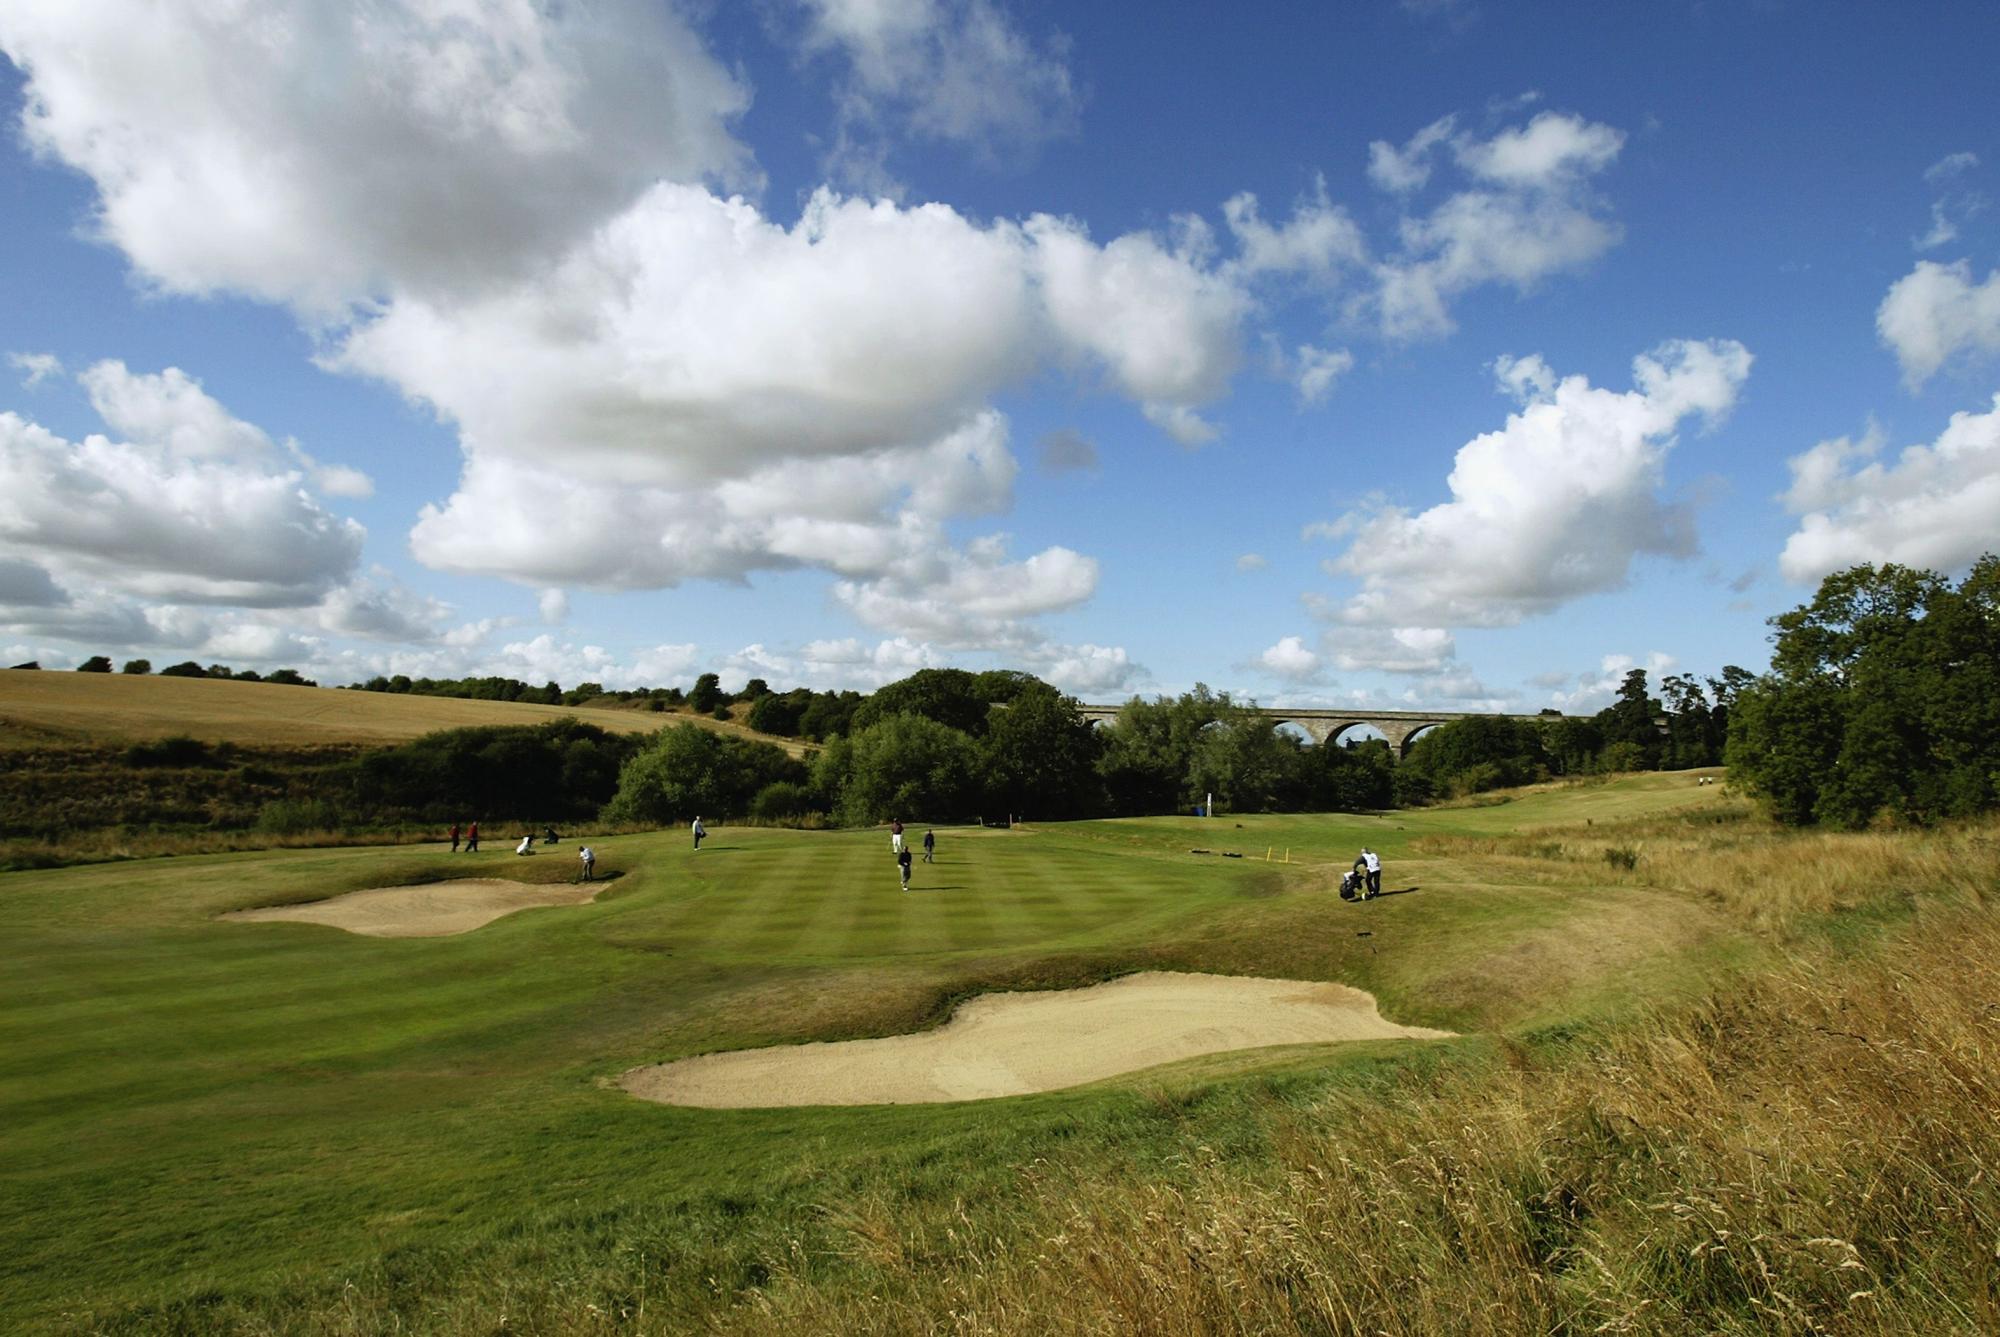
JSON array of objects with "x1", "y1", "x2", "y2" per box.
[
  {"x1": 121, "y1": 659, "x2": 152, "y2": 675},
  {"x1": 1729, "y1": 558, "x2": 2000, "y2": 826},
  {"x1": 1401, "y1": 716, "x2": 1547, "y2": 796},
  {"x1": 688, "y1": 672, "x2": 728, "y2": 714},
  {"x1": 601, "y1": 723, "x2": 803, "y2": 824},
  {"x1": 1189, "y1": 716, "x2": 1308, "y2": 813},
  {"x1": 833, "y1": 714, "x2": 980, "y2": 825},
  {"x1": 159, "y1": 661, "x2": 206, "y2": 678},
  {"x1": 1596, "y1": 669, "x2": 1662, "y2": 768},
  {"x1": 798, "y1": 690, "x2": 862, "y2": 742},
  {"x1": 75, "y1": 656, "x2": 113, "y2": 672},
  {"x1": 747, "y1": 690, "x2": 808, "y2": 737},
  {"x1": 850, "y1": 668, "x2": 992, "y2": 737},
  {"x1": 1092, "y1": 684, "x2": 1239, "y2": 815},
  {"x1": 1659, "y1": 673, "x2": 1717, "y2": 769},
  {"x1": 979, "y1": 682, "x2": 1102, "y2": 818}
]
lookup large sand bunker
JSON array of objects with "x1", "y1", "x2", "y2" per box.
[
  {"x1": 624, "y1": 971, "x2": 1454, "y2": 1107},
  {"x1": 223, "y1": 878, "x2": 602, "y2": 937}
]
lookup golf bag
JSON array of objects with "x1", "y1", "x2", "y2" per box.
[{"x1": 1339, "y1": 869, "x2": 1361, "y2": 901}]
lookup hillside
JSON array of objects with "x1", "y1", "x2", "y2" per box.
[{"x1": 0, "y1": 669, "x2": 804, "y2": 755}]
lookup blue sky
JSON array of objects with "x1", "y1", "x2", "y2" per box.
[{"x1": 3, "y1": 1, "x2": 1997, "y2": 711}]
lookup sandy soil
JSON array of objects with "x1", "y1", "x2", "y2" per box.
[
  {"x1": 222, "y1": 878, "x2": 602, "y2": 937},
  {"x1": 623, "y1": 971, "x2": 1454, "y2": 1107}
]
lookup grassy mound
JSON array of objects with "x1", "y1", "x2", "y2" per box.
[{"x1": 3, "y1": 774, "x2": 1994, "y2": 1332}]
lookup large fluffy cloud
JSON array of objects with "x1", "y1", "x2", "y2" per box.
[
  {"x1": 4, "y1": 3, "x2": 1644, "y2": 671},
  {"x1": 1323, "y1": 338, "x2": 1752, "y2": 628},
  {"x1": 1364, "y1": 111, "x2": 1626, "y2": 340},
  {"x1": 0, "y1": 363, "x2": 364, "y2": 605},
  {"x1": 1877, "y1": 260, "x2": 2000, "y2": 388},
  {"x1": 1027, "y1": 215, "x2": 1251, "y2": 444},
  {"x1": 339, "y1": 187, "x2": 1044, "y2": 478},
  {"x1": 0, "y1": 0, "x2": 751, "y2": 312},
  {"x1": 1778, "y1": 395, "x2": 2000, "y2": 583}
]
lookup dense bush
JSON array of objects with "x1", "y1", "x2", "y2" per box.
[
  {"x1": 124, "y1": 736, "x2": 225, "y2": 768},
  {"x1": 748, "y1": 780, "x2": 815, "y2": 822},
  {"x1": 824, "y1": 714, "x2": 982, "y2": 825},
  {"x1": 1401, "y1": 715, "x2": 1547, "y2": 797},
  {"x1": 601, "y1": 723, "x2": 805, "y2": 825},
  {"x1": 333, "y1": 719, "x2": 642, "y2": 824}
]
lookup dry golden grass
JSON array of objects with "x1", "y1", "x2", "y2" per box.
[
  {"x1": 722, "y1": 856, "x2": 2000, "y2": 1335},
  {"x1": 1413, "y1": 805, "x2": 2000, "y2": 934},
  {"x1": 0, "y1": 669, "x2": 805, "y2": 754}
]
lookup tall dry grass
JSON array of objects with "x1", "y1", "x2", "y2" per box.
[
  {"x1": 724, "y1": 904, "x2": 1998, "y2": 1334},
  {"x1": 1414, "y1": 807, "x2": 2000, "y2": 934},
  {"x1": 718, "y1": 827, "x2": 2000, "y2": 1335}
]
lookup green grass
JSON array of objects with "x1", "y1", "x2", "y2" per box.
[{"x1": 0, "y1": 776, "x2": 1813, "y2": 1330}]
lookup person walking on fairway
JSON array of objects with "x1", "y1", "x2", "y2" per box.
[
  {"x1": 890, "y1": 817, "x2": 904, "y2": 855},
  {"x1": 922, "y1": 829, "x2": 935, "y2": 863},
  {"x1": 577, "y1": 845, "x2": 595, "y2": 882},
  {"x1": 898, "y1": 844, "x2": 913, "y2": 891},
  {"x1": 692, "y1": 816, "x2": 706, "y2": 850},
  {"x1": 449, "y1": 822, "x2": 460, "y2": 853},
  {"x1": 1361, "y1": 846, "x2": 1382, "y2": 898},
  {"x1": 465, "y1": 821, "x2": 479, "y2": 853}
]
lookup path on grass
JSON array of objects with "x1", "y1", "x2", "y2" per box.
[
  {"x1": 623, "y1": 971, "x2": 1453, "y2": 1106},
  {"x1": 222, "y1": 878, "x2": 602, "y2": 937}
]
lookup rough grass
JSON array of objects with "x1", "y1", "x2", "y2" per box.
[{"x1": 5, "y1": 776, "x2": 1996, "y2": 1333}]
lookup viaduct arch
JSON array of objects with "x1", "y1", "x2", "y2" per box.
[{"x1": 1076, "y1": 705, "x2": 1555, "y2": 758}]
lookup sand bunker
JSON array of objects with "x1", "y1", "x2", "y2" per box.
[
  {"x1": 623, "y1": 971, "x2": 1454, "y2": 1107},
  {"x1": 223, "y1": 878, "x2": 602, "y2": 938}
]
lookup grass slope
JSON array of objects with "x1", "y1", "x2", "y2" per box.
[
  {"x1": 4, "y1": 773, "x2": 1991, "y2": 1332},
  {"x1": 0, "y1": 669, "x2": 802, "y2": 754}
]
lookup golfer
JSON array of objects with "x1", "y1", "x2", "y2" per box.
[
  {"x1": 692, "y1": 816, "x2": 706, "y2": 850},
  {"x1": 465, "y1": 821, "x2": 480, "y2": 853},
  {"x1": 578, "y1": 845, "x2": 596, "y2": 882},
  {"x1": 922, "y1": 829, "x2": 935, "y2": 863},
  {"x1": 891, "y1": 818, "x2": 904, "y2": 855},
  {"x1": 898, "y1": 844, "x2": 913, "y2": 891},
  {"x1": 449, "y1": 822, "x2": 461, "y2": 853},
  {"x1": 1361, "y1": 846, "x2": 1382, "y2": 898}
]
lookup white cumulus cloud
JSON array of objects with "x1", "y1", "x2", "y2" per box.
[
  {"x1": 0, "y1": 364, "x2": 364, "y2": 606},
  {"x1": 0, "y1": 0, "x2": 752, "y2": 313},
  {"x1": 1322, "y1": 339, "x2": 1751, "y2": 628},
  {"x1": 1877, "y1": 260, "x2": 2000, "y2": 388},
  {"x1": 1365, "y1": 111, "x2": 1626, "y2": 341},
  {"x1": 1778, "y1": 396, "x2": 2000, "y2": 584}
]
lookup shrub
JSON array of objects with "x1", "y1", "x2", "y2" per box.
[
  {"x1": 602, "y1": 723, "x2": 805, "y2": 824},
  {"x1": 124, "y1": 736, "x2": 219, "y2": 768},
  {"x1": 749, "y1": 780, "x2": 812, "y2": 821},
  {"x1": 254, "y1": 797, "x2": 345, "y2": 834}
]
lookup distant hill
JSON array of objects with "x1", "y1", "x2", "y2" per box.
[{"x1": 0, "y1": 670, "x2": 806, "y2": 755}]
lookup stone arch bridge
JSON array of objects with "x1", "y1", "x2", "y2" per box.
[{"x1": 1076, "y1": 705, "x2": 1554, "y2": 757}]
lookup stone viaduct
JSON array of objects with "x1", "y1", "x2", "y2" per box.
[{"x1": 1075, "y1": 704, "x2": 1556, "y2": 757}]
